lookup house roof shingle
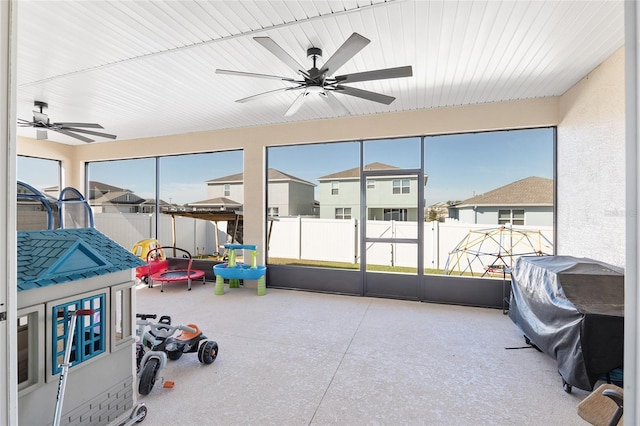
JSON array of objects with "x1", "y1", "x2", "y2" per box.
[
  {"x1": 318, "y1": 162, "x2": 400, "y2": 180},
  {"x1": 206, "y1": 168, "x2": 315, "y2": 187},
  {"x1": 454, "y1": 176, "x2": 553, "y2": 207},
  {"x1": 187, "y1": 197, "x2": 243, "y2": 208},
  {"x1": 91, "y1": 190, "x2": 146, "y2": 205}
]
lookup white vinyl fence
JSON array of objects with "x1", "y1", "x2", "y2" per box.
[
  {"x1": 94, "y1": 213, "x2": 553, "y2": 275},
  {"x1": 268, "y1": 217, "x2": 554, "y2": 274},
  {"x1": 94, "y1": 213, "x2": 220, "y2": 255}
]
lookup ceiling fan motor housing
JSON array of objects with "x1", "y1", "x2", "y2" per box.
[
  {"x1": 34, "y1": 100, "x2": 48, "y2": 111},
  {"x1": 307, "y1": 47, "x2": 322, "y2": 59}
]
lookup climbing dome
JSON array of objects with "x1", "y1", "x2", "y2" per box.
[{"x1": 444, "y1": 226, "x2": 553, "y2": 277}]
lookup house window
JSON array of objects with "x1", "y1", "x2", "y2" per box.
[
  {"x1": 268, "y1": 207, "x2": 279, "y2": 217},
  {"x1": 392, "y1": 179, "x2": 410, "y2": 194},
  {"x1": 331, "y1": 181, "x2": 339, "y2": 195},
  {"x1": 52, "y1": 294, "x2": 105, "y2": 374},
  {"x1": 384, "y1": 209, "x2": 408, "y2": 221},
  {"x1": 498, "y1": 209, "x2": 525, "y2": 225},
  {"x1": 224, "y1": 184, "x2": 230, "y2": 196},
  {"x1": 335, "y1": 207, "x2": 351, "y2": 219},
  {"x1": 367, "y1": 179, "x2": 376, "y2": 189}
]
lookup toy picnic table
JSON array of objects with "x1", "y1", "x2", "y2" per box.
[{"x1": 213, "y1": 244, "x2": 267, "y2": 296}]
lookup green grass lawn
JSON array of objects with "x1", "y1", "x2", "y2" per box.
[{"x1": 267, "y1": 257, "x2": 445, "y2": 275}]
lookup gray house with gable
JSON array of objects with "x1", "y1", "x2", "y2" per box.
[
  {"x1": 447, "y1": 176, "x2": 553, "y2": 226},
  {"x1": 17, "y1": 227, "x2": 144, "y2": 425},
  {"x1": 318, "y1": 162, "x2": 426, "y2": 221},
  {"x1": 202, "y1": 168, "x2": 316, "y2": 217}
]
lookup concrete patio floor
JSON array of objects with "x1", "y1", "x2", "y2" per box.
[{"x1": 132, "y1": 280, "x2": 591, "y2": 425}]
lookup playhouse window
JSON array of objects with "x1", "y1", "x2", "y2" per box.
[
  {"x1": 17, "y1": 305, "x2": 44, "y2": 394},
  {"x1": 52, "y1": 294, "x2": 105, "y2": 374},
  {"x1": 111, "y1": 283, "x2": 134, "y2": 352},
  {"x1": 17, "y1": 315, "x2": 29, "y2": 385}
]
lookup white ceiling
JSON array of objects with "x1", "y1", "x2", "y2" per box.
[{"x1": 15, "y1": 0, "x2": 624, "y2": 145}]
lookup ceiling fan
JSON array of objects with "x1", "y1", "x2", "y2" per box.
[
  {"x1": 17, "y1": 101, "x2": 117, "y2": 143},
  {"x1": 216, "y1": 32, "x2": 413, "y2": 117}
]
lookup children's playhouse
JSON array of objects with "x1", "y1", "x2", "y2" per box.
[{"x1": 16, "y1": 182, "x2": 145, "y2": 425}]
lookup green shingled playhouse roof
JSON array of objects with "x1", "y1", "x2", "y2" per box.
[{"x1": 17, "y1": 228, "x2": 145, "y2": 292}]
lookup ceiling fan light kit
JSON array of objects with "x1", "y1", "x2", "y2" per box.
[
  {"x1": 17, "y1": 101, "x2": 117, "y2": 143},
  {"x1": 216, "y1": 32, "x2": 413, "y2": 117}
]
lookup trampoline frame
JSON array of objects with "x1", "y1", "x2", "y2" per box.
[{"x1": 147, "y1": 247, "x2": 205, "y2": 292}]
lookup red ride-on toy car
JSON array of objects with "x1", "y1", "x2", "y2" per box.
[{"x1": 132, "y1": 239, "x2": 168, "y2": 284}]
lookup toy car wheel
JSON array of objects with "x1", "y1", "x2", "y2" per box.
[
  {"x1": 142, "y1": 276, "x2": 149, "y2": 285},
  {"x1": 198, "y1": 340, "x2": 218, "y2": 364},
  {"x1": 138, "y1": 358, "x2": 160, "y2": 395},
  {"x1": 167, "y1": 350, "x2": 183, "y2": 361},
  {"x1": 135, "y1": 404, "x2": 147, "y2": 423}
]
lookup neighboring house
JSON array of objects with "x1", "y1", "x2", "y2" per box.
[
  {"x1": 447, "y1": 176, "x2": 553, "y2": 226},
  {"x1": 427, "y1": 201, "x2": 454, "y2": 222},
  {"x1": 44, "y1": 181, "x2": 170, "y2": 215},
  {"x1": 17, "y1": 227, "x2": 145, "y2": 425},
  {"x1": 86, "y1": 181, "x2": 169, "y2": 213},
  {"x1": 204, "y1": 168, "x2": 316, "y2": 217},
  {"x1": 318, "y1": 162, "x2": 425, "y2": 221},
  {"x1": 88, "y1": 181, "x2": 147, "y2": 213}
]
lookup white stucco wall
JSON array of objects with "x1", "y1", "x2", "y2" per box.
[{"x1": 557, "y1": 47, "x2": 625, "y2": 267}]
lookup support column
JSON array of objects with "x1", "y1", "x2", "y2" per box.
[
  {"x1": 625, "y1": 1, "x2": 639, "y2": 423},
  {"x1": 0, "y1": 0, "x2": 18, "y2": 424}
]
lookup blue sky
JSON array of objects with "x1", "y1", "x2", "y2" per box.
[
  {"x1": 18, "y1": 128, "x2": 553, "y2": 206},
  {"x1": 270, "y1": 128, "x2": 553, "y2": 206}
]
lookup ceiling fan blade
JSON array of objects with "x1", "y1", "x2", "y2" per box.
[
  {"x1": 53, "y1": 122, "x2": 104, "y2": 129},
  {"x1": 284, "y1": 92, "x2": 308, "y2": 117},
  {"x1": 335, "y1": 85, "x2": 396, "y2": 105},
  {"x1": 216, "y1": 68, "x2": 297, "y2": 82},
  {"x1": 321, "y1": 33, "x2": 370, "y2": 77},
  {"x1": 60, "y1": 127, "x2": 117, "y2": 139},
  {"x1": 36, "y1": 129, "x2": 48, "y2": 140},
  {"x1": 236, "y1": 86, "x2": 302, "y2": 103},
  {"x1": 335, "y1": 65, "x2": 413, "y2": 84},
  {"x1": 321, "y1": 91, "x2": 350, "y2": 116},
  {"x1": 254, "y1": 36, "x2": 307, "y2": 76},
  {"x1": 53, "y1": 128, "x2": 94, "y2": 143}
]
